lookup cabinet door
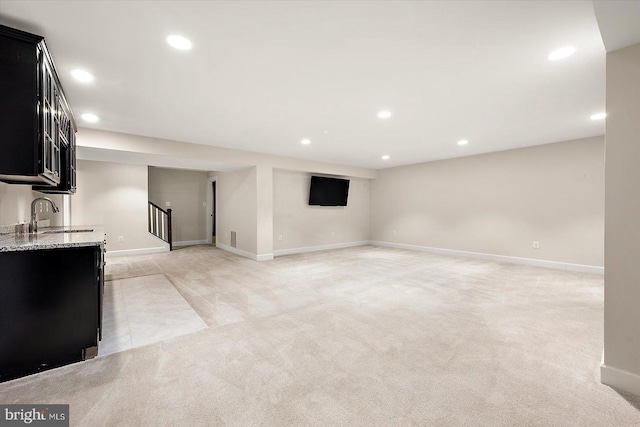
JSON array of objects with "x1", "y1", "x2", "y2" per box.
[
  {"x1": 33, "y1": 93, "x2": 77, "y2": 194},
  {"x1": 70, "y1": 131, "x2": 76, "y2": 191},
  {"x1": 0, "y1": 247, "x2": 99, "y2": 382},
  {"x1": 52, "y1": 86, "x2": 61, "y2": 179},
  {"x1": 39, "y1": 50, "x2": 60, "y2": 184},
  {"x1": 63, "y1": 100, "x2": 76, "y2": 193},
  {"x1": 96, "y1": 247, "x2": 105, "y2": 340}
]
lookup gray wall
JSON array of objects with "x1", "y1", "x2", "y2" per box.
[
  {"x1": 71, "y1": 160, "x2": 161, "y2": 253},
  {"x1": 0, "y1": 182, "x2": 64, "y2": 228},
  {"x1": 371, "y1": 136, "x2": 604, "y2": 267},
  {"x1": 216, "y1": 167, "x2": 258, "y2": 255},
  {"x1": 273, "y1": 169, "x2": 370, "y2": 252},
  {"x1": 603, "y1": 42, "x2": 640, "y2": 389},
  {"x1": 148, "y1": 167, "x2": 209, "y2": 244},
  {"x1": 256, "y1": 165, "x2": 274, "y2": 257}
]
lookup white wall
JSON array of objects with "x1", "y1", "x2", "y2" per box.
[
  {"x1": 371, "y1": 136, "x2": 604, "y2": 267},
  {"x1": 0, "y1": 182, "x2": 64, "y2": 227},
  {"x1": 273, "y1": 169, "x2": 370, "y2": 253},
  {"x1": 71, "y1": 160, "x2": 161, "y2": 253},
  {"x1": 75, "y1": 128, "x2": 604, "y2": 267},
  {"x1": 602, "y1": 42, "x2": 640, "y2": 395},
  {"x1": 216, "y1": 167, "x2": 258, "y2": 255},
  {"x1": 148, "y1": 167, "x2": 208, "y2": 244},
  {"x1": 76, "y1": 128, "x2": 376, "y2": 260}
]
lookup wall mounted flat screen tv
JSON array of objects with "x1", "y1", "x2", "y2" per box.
[{"x1": 309, "y1": 176, "x2": 349, "y2": 206}]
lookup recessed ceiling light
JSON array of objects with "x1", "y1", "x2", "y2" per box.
[
  {"x1": 548, "y1": 46, "x2": 576, "y2": 61},
  {"x1": 590, "y1": 112, "x2": 607, "y2": 121},
  {"x1": 70, "y1": 69, "x2": 94, "y2": 83},
  {"x1": 81, "y1": 113, "x2": 99, "y2": 123},
  {"x1": 300, "y1": 139, "x2": 311, "y2": 145},
  {"x1": 381, "y1": 155, "x2": 390, "y2": 160},
  {"x1": 377, "y1": 111, "x2": 392, "y2": 119},
  {"x1": 167, "y1": 35, "x2": 192, "y2": 51},
  {"x1": 457, "y1": 139, "x2": 469, "y2": 146}
]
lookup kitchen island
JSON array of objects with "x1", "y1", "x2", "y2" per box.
[{"x1": 0, "y1": 226, "x2": 105, "y2": 382}]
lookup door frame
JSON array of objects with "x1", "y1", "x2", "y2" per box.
[{"x1": 206, "y1": 176, "x2": 217, "y2": 245}]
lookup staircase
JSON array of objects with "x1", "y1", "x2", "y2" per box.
[{"x1": 148, "y1": 201, "x2": 172, "y2": 251}]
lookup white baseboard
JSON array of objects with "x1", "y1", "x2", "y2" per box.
[
  {"x1": 173, "y1": 239, "x2": 208, "y2": 247},
  {"x1": 370, "y1": 241, "x2": 604, "y2": 275},
  {"x1": 105, "y1": 245, "x2": 169, "y2": 258},
  {"x1": 216, "y1": 243, "x2": 273, "y2": 262},
  {"x1": 257, "y1": 253, "x2": 274, "y2": 261},
  {"x1": 601, "y1": 362, "x2": 640, "y2": 396},
  {"x1": 273, "y1": 241, "x2": 370, "y2": 257}
]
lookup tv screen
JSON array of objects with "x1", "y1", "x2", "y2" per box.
[{"x1": 309, "y1": 176, "x2": 349, "y2": 206}]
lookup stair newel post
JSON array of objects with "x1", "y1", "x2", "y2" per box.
[{"x1": 167, "y1": 208, "x2": 173, "y2": 251}]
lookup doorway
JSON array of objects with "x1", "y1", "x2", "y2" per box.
[
  {"x1": 211, "y1": 181, "x2": 216, "y2": 245},
  {"x1": 206, "y1": 176, "x2": 218, "y2": 246}
]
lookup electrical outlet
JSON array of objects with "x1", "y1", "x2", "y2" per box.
[
  {"x1": 224, "y1": 232, "x2": 228, "y2": 238},
  {"x1": 165, "y1": 201, "x2": 171, "y2": 207},
  {"x1": 118, "y1": 236, "x2": 124, "y2": 242},
  {"x1": 533, "y1": 241, "x2": 539, "y2": 249},
  {"x1": 202, "y1": 202, "x2": 206, "y2": 207},
  {"x1": 393, "y1": 230, "x2": 397, "y2": 236},
  {"x1": 278, "y1": 235, "x2": 283, "y2": 241}
]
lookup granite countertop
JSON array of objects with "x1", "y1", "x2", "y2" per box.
[{"x1": 0, "y1": 225, "x2": 106, "y2": 252}]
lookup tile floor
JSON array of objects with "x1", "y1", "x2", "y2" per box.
[{"x1": 99, "y1": 274, "x2": 207, "y2": 356}]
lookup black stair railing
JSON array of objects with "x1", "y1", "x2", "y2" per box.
[{"x1": 148, "y1": 201, "x2": 172, "y2": 251}]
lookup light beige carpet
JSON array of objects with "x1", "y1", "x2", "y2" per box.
[{"x1": 1, "y1": 245, "x2": 639, "y2": 426}]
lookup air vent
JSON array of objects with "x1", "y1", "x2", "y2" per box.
[{"x1": 230, "y1": 231, "x2": 236, "y2": 248}]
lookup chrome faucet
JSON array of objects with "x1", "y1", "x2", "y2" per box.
[{"x1": 29, "y1": 197, "x2": 60, "y2": 233}]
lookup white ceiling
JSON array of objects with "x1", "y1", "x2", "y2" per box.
[
  {"x1": 0, "y1": 1, "x2": 607, "y2": 169},
  {"x1": 593, "y1": 0, "x2": 640, "y2": 52}
]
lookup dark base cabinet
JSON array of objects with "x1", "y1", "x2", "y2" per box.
[{"x1": 0, "y1": 246, "x2": 103, "y2": 383}]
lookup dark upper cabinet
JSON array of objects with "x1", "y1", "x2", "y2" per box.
[
  {"x1": 33, "y1": 100, "x2": 77, "y2": 194},
  {"x1": 0, "y1": 25, "x2": 77, "y2": 190}
]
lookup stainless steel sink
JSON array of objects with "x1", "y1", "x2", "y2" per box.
[{"x1": 46, "y1": 229, "x2": 94, "y2": 234}]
